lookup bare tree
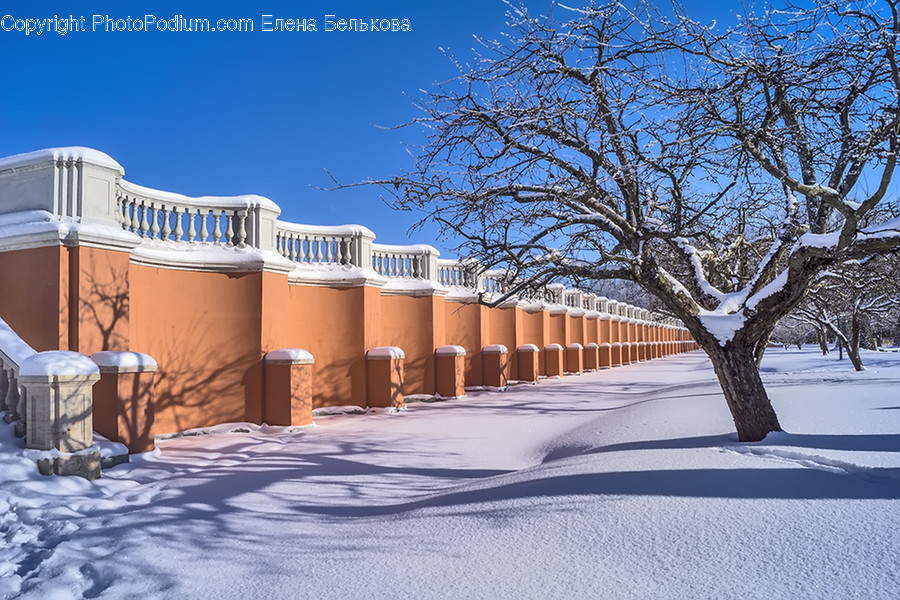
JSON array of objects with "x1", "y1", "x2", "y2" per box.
[
  {"x1": 384, "y1": 0, "x2": 900, "y2": 440},
  {"x1": 795, "y1": 256, "x2": 900, "y2": 370}
]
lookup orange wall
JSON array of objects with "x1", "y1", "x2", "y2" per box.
[
  {"x1": 444, "y1": 301, "x2": 486, "y2": 385},
  {"x1": 282, "y1": 285, "x2": 371, "y2": 409},
  {"x1": 0, "y1": 246, "x2": 64, "y2": 351},
  {"x1": 74, "y1": 246, "x2": 132, "y2": 355},
  {"x1": 0, "y1": 242, "x2": 695, "y2": 447},
  {"x1": 379, "y1": 294, "x2": 443, "y2": 395},
  {"x1": 129, "y1": 265, "x2": 263, "y2": 436}
]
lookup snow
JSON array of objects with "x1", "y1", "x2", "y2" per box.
[
  {"x1": 0, "y1": 210, "x2": 140, "y2": 250},
  {"x1": 482, "y1": 344, "x2": 508, "y2": 353},
  {"x1": 18, "y1": 351, "x2": 99, "y2": 378},
  {"x1": 2, "y1": 349, "x2": 900, "y2": 598},
  {"x1": 263, "y1": 349, "x2": 314, "y2": 364},
  {"x1": 119, "y1": 179, "x2": 280, "y2": 212},
  {"x1": 0, "y1": 147, "x2": 123, "y2": 174},
  {"x1": 366, "y1": 346, "x2": 405, "y2": 359},
  {"x1": 90, "y1": 351, "x2": 158, "y2": 372},
  {"x1": 698, "y1": 310, "x2": 747, "y2": 345},
  {"x1": 434, "y1": 345, "x2": 466, "y2": 356}
]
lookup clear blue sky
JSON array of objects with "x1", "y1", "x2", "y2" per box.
[{"x1": 1, "y1": 0, "x2": 730, "y2": 255}]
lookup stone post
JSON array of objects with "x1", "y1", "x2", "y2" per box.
[
  {"x1": 264, "y1": 349, "x2": 314, "y2": 427},
  {"x1": 434, "y1": 345, "x2": 466, "y2": 399},
  {"x1": 20, "y1": 351, "x2": 101, "y2": 479},
  {"x1": 91, "y1": 351, "x2": 158, "y2": 453},
  {"x1": 366, "y1": 347, "x2": 405, "y2": 409},
  {"x1": 482, "y1": 344, "x2": 509, "y2": 390},
  {"x1": 516, "y1": 344, "x2": 540, "y2": 383},
  {"x1": 543, "y1": 343, "x2": 564, "y2": 377}
]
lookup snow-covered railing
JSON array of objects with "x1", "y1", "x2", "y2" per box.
[
  {"x1": 438, "y1": 259, "x2": 482, "y2": 289},
  {"x1": 276, "y1": 221, "x2": 374, "y2": 267},
  {"x1": 371, "y1": 243, "x2": 439, "y2": 279},
  {"x1": 480, "y1": 269, "x2": 511, "y2": 295},
  {"x1": 117, "y1": 180, "x2": 279, "y2": 249},
  {"x1": 1, "y1": 147, "x2": 681, "y2": 328},
  {"x1": 563, "y1": 289, "x2": 582, "y2": 309},
  {"x1": 0, "y1": 317, "x2": 38, "y2": 428},
  {"x1": 0, "y1": 316, "x2": 100, "y2": 477}
]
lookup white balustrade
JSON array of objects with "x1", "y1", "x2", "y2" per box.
[
  {"x1": 438, "y1": 259, "x2": 478, "y2": 288},
  {"x1": 371, "y1": 244, "x2": 439, "y2": 279},
  {"x1": 480, "y1": 269, "x2": 512, "y2": 295},
  {"x1": 275, "y1": 222, "x2": 374, "y2": 267},
  {"x1": 116, "y1": 180, "x2": 277, "y2": 248}
]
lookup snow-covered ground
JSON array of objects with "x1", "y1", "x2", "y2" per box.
[{"x1": 2, "y1": 348, "x2": 898, "y2": 599}]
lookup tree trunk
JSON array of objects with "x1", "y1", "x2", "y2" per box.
[
  {"x1": 705, "y1": 343, "x2": 783, "y2": 442},
  {"x1": 817, "y1": 326, "x2": 829, "y2": 355},
  {"x1": 848, "y1": 313, "x2": 865, "y2": 371}
]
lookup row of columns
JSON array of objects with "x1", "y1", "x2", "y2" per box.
[{"x1": 259, "y1": 337, "x2": 699, "y2": 428}]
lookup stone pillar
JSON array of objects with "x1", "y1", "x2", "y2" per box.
[
  {"x1": 482, "y1": 344, "x2": 509, "y2": 389},
  {"x1": 264, "y1": 349, "x2": 314, "y2": 427},
  {"x1": 610, "y1": 342, "x2": 623, "y2": 367},
  {"x1": 565, "y1": 343, "x2": 583, "y2": 374},
  {"x1": 91, "y1": 351, "x2": 158, "y2": 453},
  {"x1": 20, "y1": 351, "x2": 101, "y2": 479},
  {"x1": 434, "y1": 345, "x2": 466, "y2": 399},
  {"x1": 366, "y1": 347, "x2": 405, "y2": 409},
  {"x1": 598, "y1": 342, "x2": 612, "y2": 368},
  {"x1": 516, "y1": 344, "x2": 540, "y2": 383},
  {"x1": 583, "y1": 342, "x2": 600, "y2": 371},
  {"x1": 621, "y1": 342, "x2": 633, "y2": 365},
  {"x1": 543, "y1": 343, "x2": 564, "y2": 377}
]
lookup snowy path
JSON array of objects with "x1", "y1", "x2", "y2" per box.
[{"x1": 2, "y1": 349, "x2": 899, "y2": 599}]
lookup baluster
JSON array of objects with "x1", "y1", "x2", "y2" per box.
[
  {"x1": 161, "y1": 205, "x2": 172, "y2": 241},
  {"x1": 315, "y1": 236, "x2": 323, "y2": 263},
  {"x1": 199, "y1": 210, "x2": 210, "y2": 243},
  {"x1": 117, "y1": 196, "x2": 128, "y2": 229},
  {"x1": 340, "y1": 238, "x2": 349, "y2": 264},
  {"x1": 149, "y1": 203, "x2": 160, "y2": 240},
  {"x1": 236, "y1": 210, "x2": 247, "y2": 248},
  {"x1": 139, "y1": 203, "x2": 151, "y2": 238},
  {"x1": 224, "y1": 212, "x2": 235, "y2": 247},
  {"x1": 324, "y1": 237, "x2": 333, "y2": 263},
  {"x1": 186, "y1": 208, "x2": 197, "y2": 243},
  {"x1": 287, "y1": 234, "x2": 296, "y2": 261},
  {"x1": 173, "y1": 207, "x2": 184, "y2": 242},
  {"x1": 4, "y1": 371, "x2": 20, "y2": 423},
  {"x1": 0, "y1": 367, "x2": 7, "y2": 412},
  {"x1": 304, "y1": 236, "x2": 313, "y2": 263},
  {"x1": 212, "y1": 209, "x2": 223, "y2": 244},
  {"x1": 131, "y1": 199, "x2": 141, "y2": 234}
]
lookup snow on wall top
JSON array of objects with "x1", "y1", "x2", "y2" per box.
[
  {"x1": 119, "y1": 179, "x2": 280, "y2": 212},
  {"x1": 20, "y1": 351, "x2": 100, "y2": 378},
  {"x1": 91, "y1": 351, "x2": 158, "y2": 372},
  {"x1": 482, "y1": 344, "x2": 508, "y2": 354},
  {"x1": 434, "y1": 345, "x2": 466, "y2": 356},
  {"x1": 264, "y1": 349, "x2": 315, "y2": 364},
  {"x1": 366, "y1": 346, "x2": 405, "y2": 359},
  {"x1": 0, "y1": 147, "x2": 124, "y2": 174}
]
